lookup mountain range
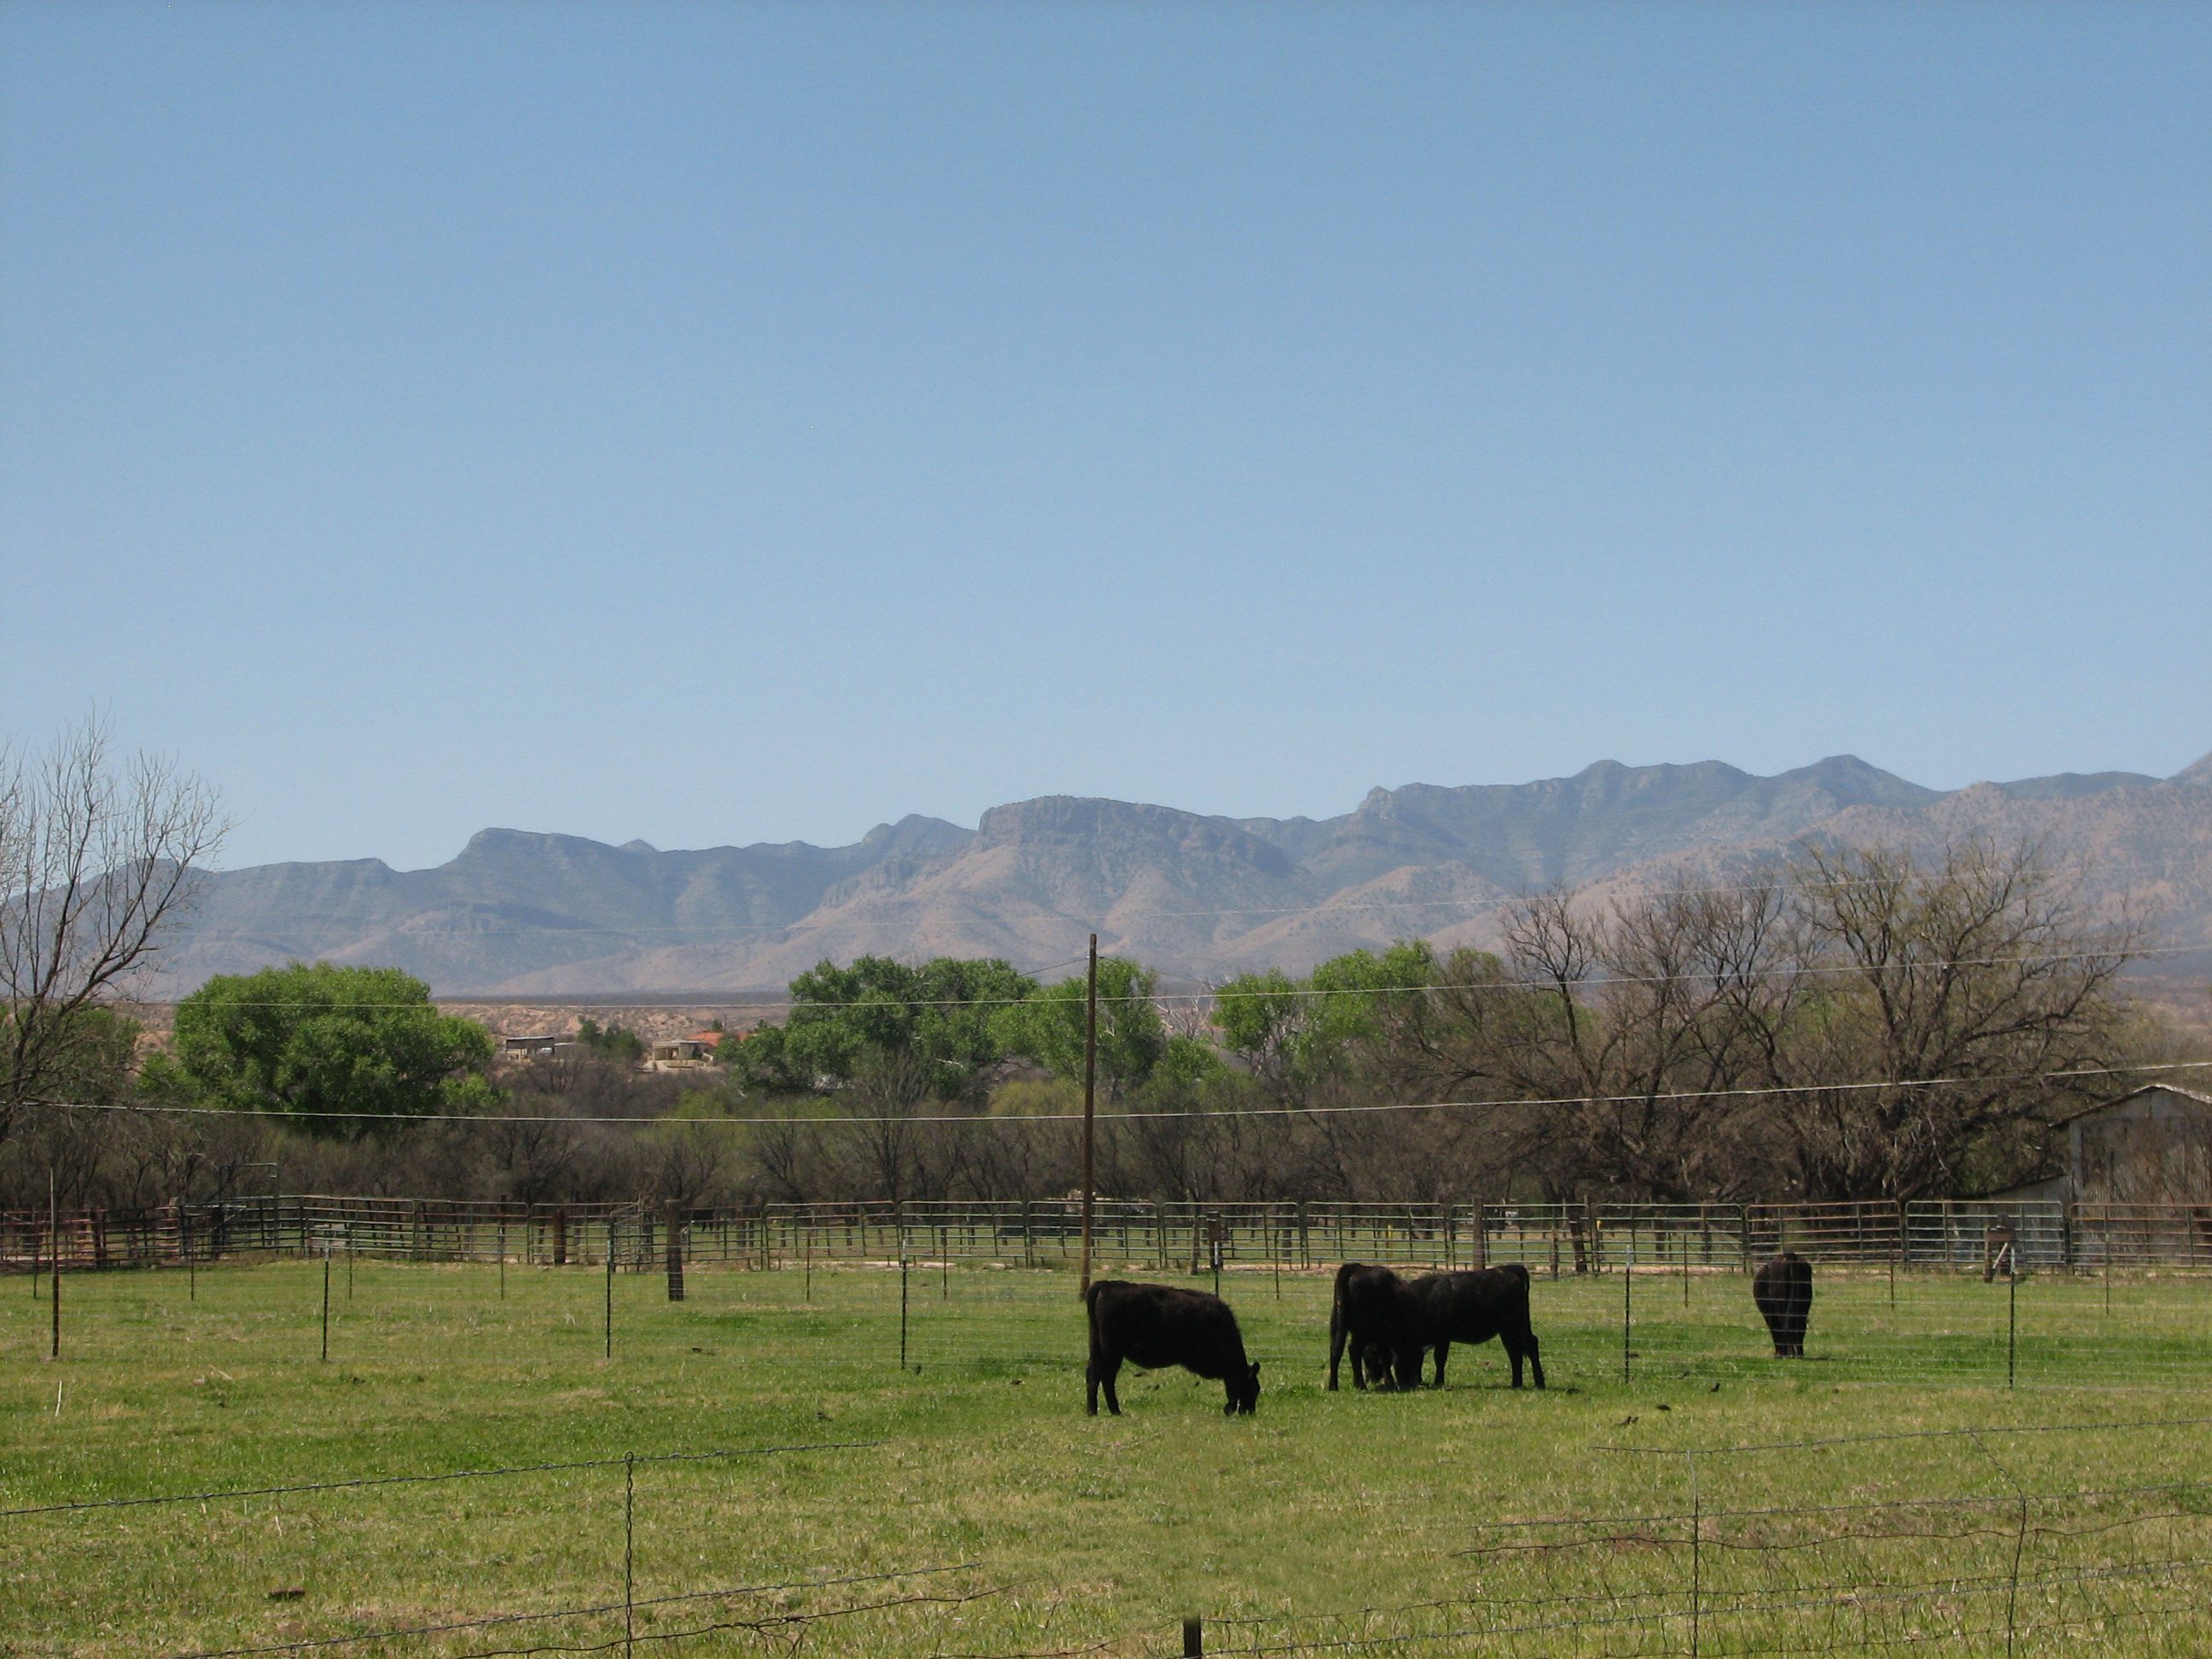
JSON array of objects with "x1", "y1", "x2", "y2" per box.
[{"x1": 143, "y1": 752, "x2": 2212, "y2": 998}]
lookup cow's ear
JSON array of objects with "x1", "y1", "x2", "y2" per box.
[{"x1": 1250, "y1": 1361, "x2": 1262, "y2": 1374}]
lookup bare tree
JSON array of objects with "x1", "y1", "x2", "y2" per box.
[
  {"x1": 850, "y1": 1045, "x2": 962, "y2": 1202},
  {"x1": 1778, "y1": 838, "x2": 2139, "y2": 1198},
  {"x1": 1347, "y1": 876, "x2": 1801, "y2": 1201},
  {"x1": 2, "y1": 719, "x2": 224, "y2": 1139}
]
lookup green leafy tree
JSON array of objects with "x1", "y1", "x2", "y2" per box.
[
  {"x1": 170, "y1": 963, "x2": 496, "y2": 1138},
  {"x1": 575, "y1": 1017, "x2": 645, "y2": 1063},
  {"x1": 726, "y1": 955, "x2": 1037, "y2": 1100},
  {"x1": 992, "y1": 957, "x2": 1179, "y2": 1103},
  {"x1": 1214, "y1": 942, "x2": 1440, "y2": 1099}
]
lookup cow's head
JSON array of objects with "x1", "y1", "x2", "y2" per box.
[{"x1": 1226, "y1": 1361, "x2": 1260, "y2": 1416}]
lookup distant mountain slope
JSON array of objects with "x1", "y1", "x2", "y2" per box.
[
  {"x1": 143, "y1": 751, "x2": 2212, "y2": 996},
  {"x1": 154, "y1": 815, "x2": 973, "y2": 992}
]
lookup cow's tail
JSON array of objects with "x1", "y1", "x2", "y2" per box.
[
  {"x1": 1329, "y1": 1260, "x2": 1358, "y2": 1351},
  {"x1": 1082, "y1": 1279, "x2": 1106, "y2": 1365}
]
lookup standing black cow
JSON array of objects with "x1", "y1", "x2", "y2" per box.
[
  {"x1": 1084, "y1": 1280, "x2": 1260, "y2": 1417},
  {"x1": 1327, "y1": 1261, "x2": 1426, "y2": 1391},
  {"x1": 1407, "y1": 1264, "x2": 1545, "y2": 1389},
  {"x1": 1751, "y1": 1252, "x2": 1813, "y2": 1357}
]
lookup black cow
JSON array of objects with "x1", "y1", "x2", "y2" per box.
[
  {"x1": 1085, "y1": 1279, "x2": 1260, "y2": 1417},
  {"x1": 1327, "y1": 1261, "x2": 1425, "y2": 1391},
  {"x1": 1407, "y1": 1264, "x2": 1545, "y2": 1389},
  {"x1": 1751, "y1": 1251, "x2": 1813, "y2": 1357}
]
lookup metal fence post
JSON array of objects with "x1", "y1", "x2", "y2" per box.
[
  {"x1": 665, "y1": 1202, "x2": 684, "y2": 1302},
  {"x1": 1622, "y1": 1244, "x2": 1633, "y2": 1382},
  {"x1": 1686, "y1": 1453, "x2": 1703, "y2": 1659},
  {"x1": 623, "y1": 1452, "x2": 636, "y2": 1659},
  {"x1": 2007, "y1": 1261, "x2": 2018, "y2": 1389}
]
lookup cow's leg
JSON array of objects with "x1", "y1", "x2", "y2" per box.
[
  {"x1": 1522, "y1": 1330, "x2": 1545, "y2": 1389},
  {"x1": 1086, "y1": 1358, "x2": 1100, "y2": 1416},
  {"x1": 1097, "y1": 1355, "x2": 1123, "y2": 1416},
  {"x1": 1327, "y1": 1320, "x2": 1347, "y2": 1392},
  {"x1": 1431, "y1": 1340, "x2": 1451, "y2": 1389}
]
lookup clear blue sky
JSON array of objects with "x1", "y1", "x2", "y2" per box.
[{"x1": 4, "y1": 3, "x2": 2206, "y2": 871}]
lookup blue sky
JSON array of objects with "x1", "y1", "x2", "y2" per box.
[{"x1": 4, "y1": 3, "x2": 2207, "y2": 871}]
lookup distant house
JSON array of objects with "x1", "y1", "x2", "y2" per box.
[
  {"x1": 1989, "y1": 1085, "x2": 2212, "y2": 1207},
  {"x1": 500, "y1": 1034, "x2": 572, "y2": 1060},
  {"x1": 648, "y1": 1032, "x2": 723, "y2": 1070}
]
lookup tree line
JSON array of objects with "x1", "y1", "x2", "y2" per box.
[{"x1": 5, "y1": 828, "x2": 2188, "y2": 1214}]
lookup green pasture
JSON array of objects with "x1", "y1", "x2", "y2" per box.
[{"x1": 3, "y1": 1257, "x2": 2209, "y2": 1656}]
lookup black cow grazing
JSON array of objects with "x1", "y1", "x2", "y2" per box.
[
  {"x1": 1085, "y1": 1280, "x2": 1260, "y2": 1417},
  {"x1": 1408, "y1": 1264, "x2": 1545, "y2": 1389},
  {"x1": 1752, "y1": 1251, "x2": 1813, "y2": 1357},
  {"x1": 1328, "y1": 1262, "x2": 1426, "y2": 1391}
]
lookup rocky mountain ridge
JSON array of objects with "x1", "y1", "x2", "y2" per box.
[{"x1": 143, "y1": 751, "x2": 2212, "y2": 996}]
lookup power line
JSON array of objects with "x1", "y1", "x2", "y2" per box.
[{"x1": 34, "y1": 1057, "x2": 2212, "y2": 1131}]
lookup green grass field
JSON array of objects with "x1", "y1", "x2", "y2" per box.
[{"x1": 4, "y1": 1257, "x2": 2210, "y2": 1656}]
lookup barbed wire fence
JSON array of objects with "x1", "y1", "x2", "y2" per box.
[
  {"x1": 9, "y1": 1421, "x2": 2210, "y2": 1656},
  {"x1": 1161, "y1": 1418, "x2": 2212, "y2": 1656},
  {"x1": 0, "y1": 1438, "x2": 1016, "y2": 1659}
]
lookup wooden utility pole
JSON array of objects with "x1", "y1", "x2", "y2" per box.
[{"x1": 1078, "y1": 934, "x2": 1099, "y2": 1295}]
